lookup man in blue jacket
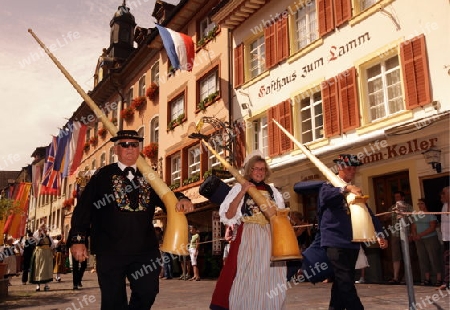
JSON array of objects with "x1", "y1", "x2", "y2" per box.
[{"x1": 319, "y1": 154, "x2": 387, "y2": 310}]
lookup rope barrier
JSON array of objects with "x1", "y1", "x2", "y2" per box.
[{"x1": 290, "y1": 210, "x2": 450, "y2": 228}]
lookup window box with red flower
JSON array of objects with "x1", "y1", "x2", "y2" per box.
[
  {"x1": 98, "y1": 128, "x2": 107, "y2": 138},
  {"x1": 90, "y1": 136, "x2": 98, "y2": 145},
  {"x1": 83, "y1": 141, "x2": 90, "y2": 151},
  {"x1": 146, "y1": 82, "x2": 159, "y2": 100},
  {"x1": 143, "y1": 142, "x2": 158, "y2": 159},
  {"x1": 63, "y1": 198, "x2": 75, "y2": 209},
  {"x1": 131, "y1": 96, "x2": 147, "y2": 111},
  {"x1": 121, "y1": 107, "x2": 135, "y2": 121}
]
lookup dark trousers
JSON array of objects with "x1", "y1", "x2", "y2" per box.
[
  {"x1": 444, "y1": 241, "x2": 449, "y2": 285},
  {"x1": 96, "y1": 253, "x2": 161, "y2": 310},
  {"x1": 327, "y1": 247, "x2": 363, "y2": 310},
  {"x1": 72, "y1": 255, "x2": 87, "y2": 286},
  {"x1": 21, "y1": 257, "x2": 32, "y2": 283},
  {"x1": 162, "y1": 252, "x2": 172, "y2": 279}
]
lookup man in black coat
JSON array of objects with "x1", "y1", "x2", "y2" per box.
[{"x1": 68, "y1": 130, "x2": 193, "y2": 310}]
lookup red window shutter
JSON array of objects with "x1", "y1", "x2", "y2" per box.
[
  {"x1": 277, "y1": 18, "x2": 289, "y2": 62},
  {"x1": 334, "y1": 0, "x2": 352, "y2": 28},
  {"x1": 264, "y1": 24, "x2": 276, "y2": 69},
  {"x1": 321, "y1": 77, "x2": 340, "y2": 137},
  {"x1": 279, "y1": 99, "x2": 294, "y2": 152},
  {"x1": 233, "y1": 122, "x2": 246, "y2": 169},
  {"x1": 234, "y1": 44, "x2": 244, "y2": 87},
  {"x1": 268, "y1": 107, "x2": 280, "y2": 157},
  {"x1": 400, "y1": 34, "x2": 431, "y2": 109},
  {"x1": 318, "y1": 0, "x2": 334, "y2": 37},
  {"x1": 338, "y1": 67, "x2": 360, "y2": 132}
]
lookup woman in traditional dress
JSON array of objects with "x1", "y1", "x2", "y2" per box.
[
  {"x1": 30, "y1": 224, "x2": 54, "y2": 291},
  {"x1": 210, "y1": 155, "x2": 286, "y2": 310},
  {"x1": 53, "y1": 234, "x2": 66, "y2": 282}
]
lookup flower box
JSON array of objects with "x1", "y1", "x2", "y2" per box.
[
  {"x1": 121, "y1": 107, "x2": 135, "y2": 121},
  {"x1": 146, "y1": 82, "x2": 159, "y2": 100},
  {"x1": 131, "y1": 96, "x2": 147, "y2": 110},
  {"x1": 90, "y1": 136, "x2": 98, "y2": 145},
  {"x1": 143, "y1": 142, "x2": 158, "y2": 159},
  {"x1": 63, "y1": 198, "x2": 75, "y2": 209},
  {"x1": 98, "y1": 128, "x2": 107, "y2": 138},
  {"x1": 196, "y1": 26, "x2": 219, "y2": 49},
  {"x1": 197, "y1": 91, "x2": 219, "y2": 111}
]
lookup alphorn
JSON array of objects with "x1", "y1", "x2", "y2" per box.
[
  {"x1": 28, "y1": 29, "x2": 189, "y2": 255},
  {"x1": 272, "y1": 119, "x2": 376, "y2": 242},
  {"x1": 199, "y1": 140, "x2": 301, "y2": 261}
]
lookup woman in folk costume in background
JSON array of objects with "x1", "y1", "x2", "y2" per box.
[
  {"x1": 53, "y1": 234, "x2": 66, "y2": 282},
  {"x1": 210, "y1": 153, "x2": 287, "y2": 310},
  {"x1": 30, "y1": 224, "x2": 55, "y2": 291}
]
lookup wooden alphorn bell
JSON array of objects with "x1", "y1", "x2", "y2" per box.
[
  {"x1": 273, "y1": 120, "x2": 376, "y2": 242},
  {"x1": 199, "y1": 140, "x2": 302, "y2": 261},
  {"x1": 28, "y1": 29, "x2": 189, "y2": 255}
]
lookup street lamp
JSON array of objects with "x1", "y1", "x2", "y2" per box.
[
  {"x1": 422, "y1": 147, "x2": 442, "y2": 173},
  {"x1": 189, "y1": 116, "x2": 235, "y2": 164}
]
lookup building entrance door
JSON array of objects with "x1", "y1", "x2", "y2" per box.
[{"x1": 372, "y1": 171, "x2": 420, "y2": 282}]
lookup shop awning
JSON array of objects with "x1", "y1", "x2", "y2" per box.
[{"x1": 293, "y1": 180, "x2": 325, "y2": 194}]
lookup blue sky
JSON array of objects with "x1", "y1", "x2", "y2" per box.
[{"x1": 0, "y1": 0, "x2": 166, "y2": 171}]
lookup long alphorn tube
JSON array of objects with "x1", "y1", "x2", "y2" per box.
[
  {"x1": 28, "y1": 29, "x2": 188, "y2": 255},
  {"x1": 272, "y1": 119, "x2": 376, "y2": 242},
  {"x1": 200, "y1": 140, "x2": 301, "y2": 261}
]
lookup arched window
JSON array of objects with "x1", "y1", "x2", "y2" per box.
[
  {"x1": 150, "y1": 116, "x2": 159, "y2": 143},
  {"x1": 137, "y1": 127, "x2": 145, "y2": 151},
  {"x1": 109, "y1": 146, "x2": 115, "y2": 164},
  {"x1": 100, "y1": 153, "x2": 106, "y2": 167}
]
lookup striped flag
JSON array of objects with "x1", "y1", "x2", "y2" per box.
[
  {"x1": 155, "y1": 24, "x2": 195, "y2": 72},
  {"x1": 69, "y1": 121, "x2": 87, "y2": 175},
  {"x1": 41, "y1": 136, "x2": 59, "y2": 195}
]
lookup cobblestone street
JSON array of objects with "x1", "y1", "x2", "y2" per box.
[{"x1": 1, "y1": 270, "x2": 449, "y2": 309}]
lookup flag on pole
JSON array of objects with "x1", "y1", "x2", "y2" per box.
[
  {"x1": 62, "y1": 122, "x2": 75, "y2": 178},
  {"x1": 155, "y1": 24, "x2": 195, "y2": 72},
  {"x1": 3, "y1": 182, "x2": 31, "y2": 238},
  {"x1": 54, "y1": 128, "x2": 70, "y2": 172},
  {"x1": 69, "y1": 121, "x2": 87, "y2": 175},
  {"x1": 41, "y1": 136, "x2": 58, "y2": 195}
]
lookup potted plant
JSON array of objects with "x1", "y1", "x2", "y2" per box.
[
  {"x1": 146, "y1": 82, "x2": 159, "y2": 100},
  {"x1": 121, "y1": 107, "x2": 135, "y2": 121},
  {"x1": 143, "y1": 142, "x2": 158, "y2": 159},
  {"x1": 98, "y1": 128, "x2": 107, "y2": 138},
  {"x1": 63, "y1": 198, "x2": 75, "y2": 209},
  {"x1": 131, "y1": 96, "x2": 147, "y2": 110},
  {"x1": 203, "y1": 169, "x2": 212, "y2": 179},
  {"x1": 168, "y1": 120, "x2": 177, "y2": 131},
  {"x1": 196, "y1": 25, "x2": 219, "y2": 48},
  {"x1": 83, "y1": 141, "x2": 90, "y2": 151},
  {"x1": 176, "y1": 113, "x2": 185, "y2": 124},
  {"x1": 169, "y1": 180, "x2": 180, "y2": 190},
  {"x1": 197, "y1": 91, "x2": 219, "y2": 111},
  {"x1": 90, "y1": 136, "x2": 98, "y2": 146}
]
